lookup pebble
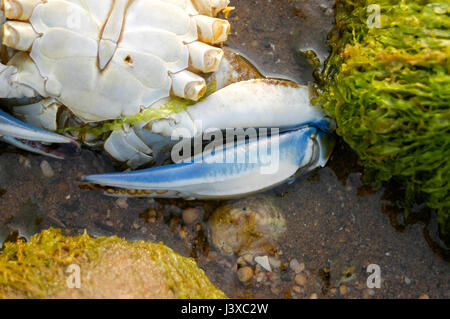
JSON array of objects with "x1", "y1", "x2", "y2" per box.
[
  {"x1": 40, "y1": 160, "x2": 54, "y2": 177},
  {"x1": 237, "y1": 267, "x2": 254, "y2": 282},
  {"x1": 115, "y1": 198, "x2": 128, "y2": 209},
  {"x1": 19, "y1": 156, "x2": 31, "y2": 169},
  {"x1": 289, "y1": 259, "x2": 305, "y2": 273},
  {"x1": 294, "y1": 273, "x2": 308, "y2": 286},
  {"x1": 419, "y1": 294, "x2": 429, "y2": 299},
  {"x1": 404, "y1": 276, "x2": 411, "y2": 285},
  {"x1": 182, "y1": 207, "x2": 201, "y2": 224},
  {"x1": 255, "y1": 256, "x2": 272, "y2": 272},
  {"x1": 339, "y1": 285, "x2": 347, "y2": 295},
  {"x1": 292, "y1": 285, "x2": 302, "y2": 294},
  {"x1": 309, "y1": 293, "x2": 318, "y2": 299},
  {"x1": 269, "y1": 257, "x2": 281, "y2": 270},
  {"x1": 243, "y1": 254, "x2": 255, "y2": 265}
]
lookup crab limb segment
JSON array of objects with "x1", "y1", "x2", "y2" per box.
[
  {"x1": 81, "y1": 127, "x2": 335, "y2": 199},
  {"x1": 0, "y1": 109, "x2": 78, "y2": 159},
  {"x1": 193, "y1": 15, "x2": 230, "y2": 44},
  {"x1": 151, "y1": 79, "x2": 334, "y2": 138},
  {"x1": 170, "y1": 69, "x2": 206, "y2": 100},
  {"x1": 2, "y1": 21, "x2": 39, "y2": 51},
  {"x1": 191, "y1": 0, "x2": 230, "y2": 16},
  {"x1": 186, "y1": 41, "x2": 223, "y2": 73},
  {"x1": 2, "y1": 0, "x2": 42, "y2": 20}
]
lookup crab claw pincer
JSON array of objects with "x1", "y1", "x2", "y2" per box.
[
  {"x1": 80, "y1": 126, "x2": 335, "y2": 199},
  {"x1": 0, "y1": 109, "x2": 79, "y2": 159}
]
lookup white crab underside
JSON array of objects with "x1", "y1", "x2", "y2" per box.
[{"x1": 2, "y1": 0, "x2": 230, "y2": 122}]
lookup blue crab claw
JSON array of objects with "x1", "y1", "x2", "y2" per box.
[
  {"x1": 0, "y1": 109, "x2": 79, "y2": 159},
  {"x1": 80, "y1": 126, "x2": 335, "y2": 199}
]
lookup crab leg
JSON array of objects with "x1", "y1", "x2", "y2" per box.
[
  {"x1": 151, "y1": 78, "x2": 333, "y2": 138},
  {"x1": 186, "y1": 41, "x2": 223, "y2": 73},
  {"x1": 191, "y1": 0, "x2": 230, "y2": 17},
  {"x1": 193, "y1": 15, "x2": 229, "y2": 44},
  {"x1": 2, "y1": 0, "x2": 42, "y2": 21},
  {"x1": 0, "y1": 108, "x2": 78, "y2": 159},
  {"x1": 170, "y1": 69, "x2": 206, "y2": 100},
  {"x1": 81, "y1": 127, "x2": 334, "y2": 199}
]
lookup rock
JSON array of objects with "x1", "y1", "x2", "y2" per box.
[
  {"x1": 419, "y1": 294, "x2": 429, "y2": 299},
  {"x1": 289, "y1": 259, "x2": 305, "y2": 273},
  {"x1": 404, "y1": 276, "x2": 411, "y2": 285},
  {"x1": 339, "y1": 285, "x2": 347, "y2": 295},
  {"x1": 237, "y1": 267, "x2": 254, "y2": 282},
  {"x1": 309, "y1": 293, "x2": 318, "y2": 299},
  {"x1": 183, "y1": 207, "x2": 202, "y2": 225},
  {"x1": 0, "y1": 228, "x2": 226, "y2": 299},
  {"x1": 40, "y1": 160, "x2": 54, "y2": 177},
  {"x1": 19, "y1": 156, "x2": 31, "y2": 169},
  {"x1": 255, "y1": 256, "x2": 272, "y2": 272},
  {"x1": 269, "y1": 257, "x2": 281, "y2": 270},
  {"x1": 292, "y1": 285, "x2": 302, "y2": 294},
  {"x1": 242, "y1": 254, "x2": 255, "y2": 265},
  {"x1": 115, "y1": 198, "x2": 128, "y2": 209},
  {"x1": 294, "y1": 273, "x2": 308, "y2": 286}
]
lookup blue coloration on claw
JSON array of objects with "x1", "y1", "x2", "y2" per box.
[
  {"x1": 82, "y1": 126, "x2": 335, "y2": 200},
  {"x1": 0, "y1": 109, "x2": 78, "y2": 159}
]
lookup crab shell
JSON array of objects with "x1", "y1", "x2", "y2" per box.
[{"x1": 1, "y1": 0, "x2": 231, "y2": 122}]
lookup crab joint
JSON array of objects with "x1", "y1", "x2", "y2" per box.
[
  {"x1": 187, "y1": 41, "x2": 224, "y2": 73},
  {"x1": 2, "y1": 21, "x2": 38, "y2": 51},
  {"x1": 2, "y1": 0, "x2": 42, "y2": 20},
  {"x1": 194, "y1": 15, "x2": 230, "y2": 44},
  {"x1": 192, "y1": 0, "x2": 230, "y2": 17},
  {"x1": 171, "y1": 70, "x2": 207, "y2": 101}
]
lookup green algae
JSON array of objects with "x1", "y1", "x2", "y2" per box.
[
  {"x1": 315, "y1": 0, "x2": 450, "y2": 236},
  {"x1": 0, "y1": 228, "x2": 226, "y2": 299}
]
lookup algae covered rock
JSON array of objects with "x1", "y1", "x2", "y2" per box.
[
  {"x1": 316, "y1": 0, "x2": 449, "y2": 236},
  {"x1": 0, "y1": 228, "x2": 226, "y2": 299}
]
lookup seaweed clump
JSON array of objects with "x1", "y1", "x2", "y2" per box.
[
  {"x1": 315, "y1": 0, "x2": 449, "y2": 236},
  {"x1": 0, "y1": 228, "x2": 226, "y2": 299}
]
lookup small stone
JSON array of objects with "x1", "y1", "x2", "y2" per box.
[
  {"x1": 237, "y1": 266, "x2": 254, "y2": 282},
  {"x1": 19, "y1": 155, "x2": 31, "y2": 169},
  {"x1": 292, "y1": 285, "x2": 302, "y2": 294},
  {"x1": 270, "y1": 286, "x2": 281, "y2": 295},
  {"x1": 404, "y1": 276, "x2": 411, "y2": 285},
  {"x1": 115, "y1": 198, "x2": 128, "y2": 209},
  {"x1": 269, "y1": 257, "x2": 281, "y2": 269},
  {"x1": 255, "y1": 272, "x2": 265, "y2": 283},
  {"x1": 289, "y1": 259, "x2": 305, "y2": 273},
  {"x1": 339, "y1": 285, "x2": 347, "y2": 295},
  {"x1": 294, "y1": 273, "x2": 308, "y2": 286},
  {"x1": 309, "y1": 293, "x2": 318, "y2": 299},
  {"x1": 243, "y1": 254, "x2": 254, "y2": 265},
  {"x1": 40, "y1": 160, "x2": 54, "y2": 177},
  {"x1": 419, "y1": 294, "x2": 429, "y2": 299},
  {"x1": 183, "y1": 207, "x2": 201, "y2": 224},
  {"x1": 255, "y1": 256, "x2": 272, "y2": 272}
]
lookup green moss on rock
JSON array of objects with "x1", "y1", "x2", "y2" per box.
[
  {"x1": 315, "y1": 0, "x2": 449, "y2": 235},
  {"x1": 0, "y1": 228, "x2": 226, "y2": 299}
]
